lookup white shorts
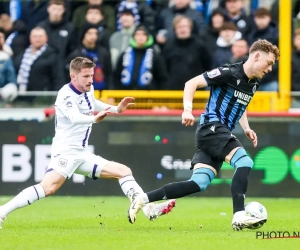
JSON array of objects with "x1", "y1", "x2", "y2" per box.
[{"x1": 47, "y1": 150, "x2": 109, "y2": 179}]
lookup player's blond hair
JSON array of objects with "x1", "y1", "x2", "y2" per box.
[
  {"x1": 249, "y1": 39, "x2": 280, "y2": 60},
  {"x1": 69, "y1": 57, "x2": 95, "y2": 74}
]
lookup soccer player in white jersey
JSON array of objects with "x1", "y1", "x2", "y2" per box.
[{"x1": 0, "y1": 57, "x2": 175, "y2": 228}]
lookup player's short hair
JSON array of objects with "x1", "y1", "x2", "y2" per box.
[
  {"x1": 249, "y1": 39, "x2": 280, "y2": 60},
  {"x1": 254, "y1": 7, "x2": 271, "y2": 17},
  {"x1": 70, "y1": 57, "x2": 95, "y2": 74},
  {"x1": 48, "y1": 0, "x2": 65, "y2": 7},
  {"x1": 173, "y1": 15, "x2": 193, "y2": 29}
]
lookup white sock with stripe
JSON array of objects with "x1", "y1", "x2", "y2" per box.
[
  {"x1": 119, "y1": 175, "x2": 151, "y2": 214},
  {"x1": 1, "y1": 184, "x2": 46, "y2": 216}
]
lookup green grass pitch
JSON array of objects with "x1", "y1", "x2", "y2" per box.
[{"x1": 0, "y1": 197, "x2": 299, "y2": 250}]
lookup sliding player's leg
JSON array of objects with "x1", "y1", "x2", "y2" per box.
[
  {"x1": 0, "y1": 170, "x2": 66, "y2": 228},
  {"x1": 75, "y1": 151, "x2": 176, "y2": 222},
  {"x1": 128, "y1": 148, "x2": 219, "y2": 223}
]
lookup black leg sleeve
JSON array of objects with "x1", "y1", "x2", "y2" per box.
[
  {"x1": 231, "y1": 167, "x2": 251, "y2": 214},
  {"x1": 147, "y1": 180, "x2": 201, "y2": 202}
]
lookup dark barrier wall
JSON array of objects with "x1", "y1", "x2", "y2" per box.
[{"x1": 0, "y1": 117, "x2": 300, "y2": 197}]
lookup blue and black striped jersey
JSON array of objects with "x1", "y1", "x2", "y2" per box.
[{"x1": 200, "y1": 61, "x2": 259, "y2": 131}]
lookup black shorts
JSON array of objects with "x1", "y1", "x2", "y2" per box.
[{"x1": 191, "y1": 122, "x2": 242, "y2": 172}]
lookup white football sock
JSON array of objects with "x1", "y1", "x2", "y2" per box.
[
  {"x1": 1, "y1": 184, "x2": 46, "y2": 216},
  {"x1": 118, "y1": 175, "x2": 151, "y2": 214}
]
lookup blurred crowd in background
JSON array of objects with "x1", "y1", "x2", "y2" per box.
[{"x1": 0, "y1": 0, "x2": 300, "y2": 107}]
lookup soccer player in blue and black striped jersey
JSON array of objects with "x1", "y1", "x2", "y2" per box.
[{"x1": 128, "y1": 39, "x2": 280, "y2": 230}]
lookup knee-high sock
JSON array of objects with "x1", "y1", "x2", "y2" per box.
[
  {"x1": 118, "y1": 175, "x2": 151, "y2": 214},
  {"x1": 1, "y1": 184, "x2": 46, "y2": 216},
  {"x1": 144, "y1": 180, "x2": 200, "y2": 203},
  {"x1": 231, "y1": 167, "x2": 251, "y2": 214}
]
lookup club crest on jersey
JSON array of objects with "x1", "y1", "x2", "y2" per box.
[
  {"x1": 58, "y1": 158, "x2": 68, "y2": 167},
  {"x1": 66, "y1": 101, "x2": 72, "y2": 108},
  {"x1": 207, "y1": 68, "x2": 221, "y2": 78}
]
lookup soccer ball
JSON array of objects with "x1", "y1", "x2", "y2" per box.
[{"x1": 244, "y1": 201, "x2": 267, "y2": 229}]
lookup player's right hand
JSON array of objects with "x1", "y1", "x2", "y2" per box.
[
  {"x1": 93, "y1": 107, "x2": 111, "y2": 123},
  {"x1": 182, "y1": 111, "x2": 195, "y2": 126}
]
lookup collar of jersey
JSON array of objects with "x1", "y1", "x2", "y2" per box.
[
  {"x1": 68, "y1": 82, "x2": 83, "y2": 95},
  {"x1": 239, "y1": 61, "x2": 257, "y2": 84}
]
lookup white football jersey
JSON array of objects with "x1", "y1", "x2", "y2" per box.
[{"x1": 52, "y1": 83, "x2": 96, "y2": 153}]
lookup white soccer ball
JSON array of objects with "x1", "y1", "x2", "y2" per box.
[{"x1": 244, "y1": 201, "x2": 267, "y2": 229}]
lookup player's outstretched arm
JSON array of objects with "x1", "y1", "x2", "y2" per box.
[
  {"x1": 93, "y1": 107, "x2": 111, "y2": 123},
  {"x1": 239, "y1": 111, "x2": 258, "y2": 148},
  {"x1": 182, "y1": 74, "x2": 207, "y2": 126},
  {"x1": 94, "y1": 97, "x2": 135, "y2": 113},
  {"x1": 116, "y1": 97, "x2": 135, "y2": 113}
]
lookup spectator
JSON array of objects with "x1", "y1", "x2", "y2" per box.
[
  {"x1": 109, "y1": 8, "x2": 137, "y2": 70},
  {"x1": 0, "y1": 14, "x2": 28, "y2": 59},
  {"x1": 212, "y1": 22, "x2": 242, "y2": 68},
  {"x1": 82, "y1": 5, "x2": 111, "y2": 50},
  {"x1": 20, "y1": 0, "x2": 49, "y2": 37},
  {"x1": 116, "y1": 0, "x2": 156, "y2": 34},
  {"x1": 230, "y1": 38, "x2": 248, "y2": 63},
  {"x1": 292, "y1": 28, "x2": 300, "y2": 91},
  {"x1": 14, "y1": 27, "x2": 64, "y2": 93},
  {"x1": 247, "y1": 8, "x2": 278, "y2": 46},
  {"x1": 223, "y1": 0, "x2": 254, "y2": 37},
  {"x1": 72, "y1": 0, "x2": 116, "y2": 33},
  {"x1": 156, "y1": 0, "x2": 205, "y2": 46},
  {"x1": 163, "y1": 15, "x2": 210, "y2": 90},
  {"x1": 0, "y1": 29, "x2": 18, "y2": 107},
  {"x1": 38, "y1": 0, "x2": 77, "y2": 62},
  {"x1": 248, "y1": 8, "x2": 278, "y2": 92},
  {"x1": 199, "y1": 7, "x2": 227, "y2": 58},
  {"x1": 67, "y1": 24, "x2": 112, "y2": 90},
  {"x1": 113, "y1": 25, "x2": 167, "y2": 90}
]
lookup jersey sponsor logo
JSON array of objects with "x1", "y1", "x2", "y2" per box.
[
  {"x1": 79, "y1": 100, "x2": 83, "y2": 104},
  {"x1": 63, "y1": 96, "x2": 70, "y2": 100},
  {"x1": 207, "y1": 68, "x2": 221, "y2": 78},
  {"x1": 210, "y1": 125, "x2": 215, "y2": 132},
  {"x1": 234, "y1": 90, "x2": 252, "y2": 105},
  {"x1": 253, "y1": 85, "x2": 257, "y2": 93},
  {"x1": 66, "y1": 101, "x2": 72, "y2": 108},
  {"x1": 58, "y1": 158, "x2": 68, "y2": 167}
]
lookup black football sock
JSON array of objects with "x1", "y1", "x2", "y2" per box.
[
  {"x1": 146, "y1": 180, "x2": 200, "y2": 202},
  {"x1": 231, "y1": 167, "x2": 251, "y2": 214}
]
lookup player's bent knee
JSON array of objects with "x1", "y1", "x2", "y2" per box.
[
  {"x1": 189, "y1": 168, "x2": 215, "y2": 191},
  {"x1": 113, "y1": 163, "x2": 132, "y2": 177},
  {"x1": 230, "y1": 148, "x2": 253, "y2": 169},
  {"x1": 119, "y1": 164, "x2": 132, "y2": 176}
]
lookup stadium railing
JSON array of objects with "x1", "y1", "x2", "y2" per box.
[{"x1": 12, "y1": 90, "x2": 291, "y2": 112}]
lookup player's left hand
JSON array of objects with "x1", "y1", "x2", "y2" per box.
[
  {"x1": 244, "y1": 128, "x2": 257, "y2": 148},
  {"x1": 182, "y1": 111, "x2": 195, "y2": 126},
  {"x1": 117, "y1": 97, "x2": 135, "y2": 113}
]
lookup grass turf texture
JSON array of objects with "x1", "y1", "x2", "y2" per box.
[{"x1": 0, "y1": 197, "x2": 299, "y2": 250}]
